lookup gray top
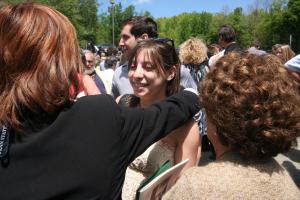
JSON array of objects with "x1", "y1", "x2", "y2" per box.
[
  {"x1": 285, "y1": 54, "x2": 300, "y2": 73},
  {"x1": 247, "y1": 47, "x2": 267, "y2": 56},
  {"x1": 112, "y1": 63, "x2": 197, "y2": 98}
]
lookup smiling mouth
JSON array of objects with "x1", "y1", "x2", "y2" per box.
[{"x1": 132, "y1": 82, "x2": 148, "y2": 88}]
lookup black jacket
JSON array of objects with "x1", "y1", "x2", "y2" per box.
[
  {"x1": 224, "y1": 42, "x2": 243, "y2": 55},
  {"x1": 0, "y1": 91, "x2": 199, "y2": 200}
]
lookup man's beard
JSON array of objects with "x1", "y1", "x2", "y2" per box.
[{"x1": 84, "y1": 67, "x2": 95, "y2": 75}]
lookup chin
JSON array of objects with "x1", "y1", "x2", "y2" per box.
[
  {"x1": 133, "y1": 89, "x2": 148, "y2": 98},
  {"x1": 134, "y1": 92, "x2": 146, "y2": 98}
]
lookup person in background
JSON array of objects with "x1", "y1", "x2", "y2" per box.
[
  {"x1": 72, "y1": 49, "x2": 100, "y2": 98},
  {"x1": 247, "y1": 40, "x2": 267, "y2": 56},
  {"x1": 98, "y1": 52, "x2": 107, "y2": 71},
  {"x1": 96, "y1": 56, "x2": 119, "y2": 94},
  {"x1": 218, "y1": 24, "x2": 242, "y2": 55},
  {"x1": 272, "y1": 43, "x2": 282, "y2": 55},
  {"x1": 209, "y1": 24, "x2": 242, "y2": 68},
  {"x1": 112, "y1": 16, "x2": 197, "y2": 98},
  {"x1": 121, "y1": 39, "x2": 200, "y2": 199},
  {"x1": 285, "y1": 54, "x2": 300, "y2": 87},
  {"x1": 99, "y1": 47, "x2": 119, "y2": 71},
  {"x1": 83, "y1": 49, "x2": 108, "y2": 94},
  {"x1": 274, "y1": 44, "x2": 295, "y2": 64},
  {"x1": 0, "y1": 3, "x2": 201, "y2": 199},
  {"x1": 163, "y1": 53, "x2": 300, "y2": 200},
  {"x1": 207, "y1": 43, "x2": 222, "y2": 58},
  {"x1": 83, "y1": 50, "x2": 97, "y2": 75},
  {"x1": 179, "y1": 37, "x2": 210, "y2": 159}
]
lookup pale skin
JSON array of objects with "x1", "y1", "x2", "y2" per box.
[
  {"x1": 81, "y1": 74, "x2": 100, "y2": 95},
  {"x1": 127, "y1": 49, "x2": 201, "y2": 173},
  {"x1": 206, "y1": 118, "x2": 232, "y2": 159},
  {"x1": 119, "y1": 24, "x2": 150, "y2": 60}
]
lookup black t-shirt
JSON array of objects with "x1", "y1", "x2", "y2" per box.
[
  {"x1": 0, "y1": 91, "x2": 199, "y2": 200},
  {"x1": 224, "y1": 42, "x2": 243, "y2": 55}
]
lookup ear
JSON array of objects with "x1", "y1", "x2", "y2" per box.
[
  {"x1": 140, "y1": 33, "x2": 149, "y2": 40},
  {"x1": 166, "y1": 65, "x2": 176, "y2": 81}
]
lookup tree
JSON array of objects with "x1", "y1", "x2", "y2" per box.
[
  {"x1": 97, "y1": 3, "x2": 137, "y2": 45},
  {"x1": 284, "y1": 0, "x2": 300, "y2": 52},
  {"x1": 3, "y1": 0, "x2": 99, "y2": 47}
]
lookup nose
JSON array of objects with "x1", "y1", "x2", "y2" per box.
[
  {"x1": 132, "y1": 65, "x2": 144, "y2": 79},
  {"x1": 119, "y1": 38, "x2": 124, "y2": 47}
]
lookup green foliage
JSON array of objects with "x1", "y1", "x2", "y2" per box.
[
  {"x1": 97, "y1": 3, "x2": 137, "y2": 46},
  {"x1": 156, "y1": 0, "x2": 299, "y2": 52},
  {"x1": 3, "y1": 0, "x2": 98, "y2": 47},
  {"x1": 2, "y1": 0, "x2": 300, "y2": 52},
  {"x1": 157, "y1": 12, "x2": 213, "y2": 46}
]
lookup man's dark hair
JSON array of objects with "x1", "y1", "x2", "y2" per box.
[
  {"x1": 122, "y1": 16, "x2": 158, "y2": 38},
  {"x1": 218, "y1": 24, "x2": 236, "y2": 43},
  {"x1": 251, "y1": 40, "x2": 261, "y2": 49}
]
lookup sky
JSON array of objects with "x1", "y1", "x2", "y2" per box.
[{"x1": 97, "y1": 0, "x2": 261, "y2": 18}]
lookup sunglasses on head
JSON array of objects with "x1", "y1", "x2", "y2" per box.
[{"x1": 150, "y1": 38, "x2": 175, "y2": 48}]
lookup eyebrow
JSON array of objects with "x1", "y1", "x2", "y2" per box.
[{"x1": 132, "y1": 61, "x2": 153, "y2": 66}]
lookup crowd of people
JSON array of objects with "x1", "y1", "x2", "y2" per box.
[{"x1": 0, "y1": 2, "x2": 300, "y2": 200}]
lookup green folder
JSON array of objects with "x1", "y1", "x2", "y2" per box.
[{"x1": 135, "y1": 160, "x2": 172, "y2": 200}]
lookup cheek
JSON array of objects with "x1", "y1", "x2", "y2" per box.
[
  {"x1": 127, "y1": 38, "x2": 136, "y2": 48},
  {"x1": 151, "y1": 74, "x2": 167, "y2": 87},
  {"x1": 128, "y1": 71, "x2": 134, "y2": 81}
]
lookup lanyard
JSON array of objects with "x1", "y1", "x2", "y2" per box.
[{"x1": 0, "y1": 125, "x2": 10, "y2": 167}]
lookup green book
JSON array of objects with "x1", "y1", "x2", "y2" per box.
[{"x1": 136, "y1": 159, "x2": 189, "y2": 200}]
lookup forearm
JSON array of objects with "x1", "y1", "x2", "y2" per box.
[{"x1": 121, "y1": 90, "x2": 200, "y2": 162}]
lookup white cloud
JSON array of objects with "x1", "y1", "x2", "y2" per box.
[{"x1": 133, "y1": 0, "x2": 153, "y2": 5}]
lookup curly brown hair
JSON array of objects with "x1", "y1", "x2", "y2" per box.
[{"x1": 201, "y1": 52, "x2": 300, "y2": 158}]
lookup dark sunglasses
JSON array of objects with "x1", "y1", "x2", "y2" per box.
[{"x1": 151, "y1": 38, "x2": 175, "y2": 48}]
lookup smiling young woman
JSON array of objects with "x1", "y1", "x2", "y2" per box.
[{"x1": 121, "y1": 39, "x2": 201, "y2": 199}]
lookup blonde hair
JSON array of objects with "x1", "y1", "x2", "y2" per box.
[
  {"x1": 280, "y1": 45, "x2": 295, "y2": 63},
  {"x1": 179, "y1": 37, "x2": 208, "y2": 65}
]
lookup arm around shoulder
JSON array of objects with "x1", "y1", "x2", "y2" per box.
[{"x1": 120, "y1": 90, "x2": 200, "y2": 163}]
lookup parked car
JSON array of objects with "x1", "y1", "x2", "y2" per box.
[{"x1": 97, "y1": 44, "x2": 115, "y2": 53}]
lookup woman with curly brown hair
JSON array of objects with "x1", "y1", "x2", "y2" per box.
[{"x1": 163, "y1": 53, "x2": 300, "y2": 200}]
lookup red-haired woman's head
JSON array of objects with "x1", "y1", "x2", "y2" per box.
[{"x1": 0, "y1": 2, "x2": 83, "y2": 130}]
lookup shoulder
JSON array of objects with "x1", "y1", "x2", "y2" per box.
[
  {"x1": 74, "y1": 94, "x2": 117, "y2": 113},
  {"x1": 112, "y1": 64, "x2": 129, "y2": 85},
  {"x1": 165, "y1": 159, "x2": 300, "y2": 199},
  {"x1": 285, "y1": 54, "x2": 300, "y2": 71},
  {"x1": 226, "y1": 43, "x2": 243, "y2": 53},
  {"x1": 180, "y1": 65, "x2": 190, "y2": 74},
  {"x1": 114, "y1": 64, "x2": 128, "y2": 73}
]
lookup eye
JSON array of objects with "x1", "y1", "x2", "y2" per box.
[
  {"x1": 129, "y1": 64, "x2": 136, "y2": 70},
  {"x1": 122, "y1": 35, "x2": 129, "y2": 41},
  {"x1": 143, "y1": 62, "x2": 154, "y2": 71}
]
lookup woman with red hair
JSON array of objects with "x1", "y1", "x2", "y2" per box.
[{"x1": 0, "y1": 3, "x2": 199, "y2": 199}]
